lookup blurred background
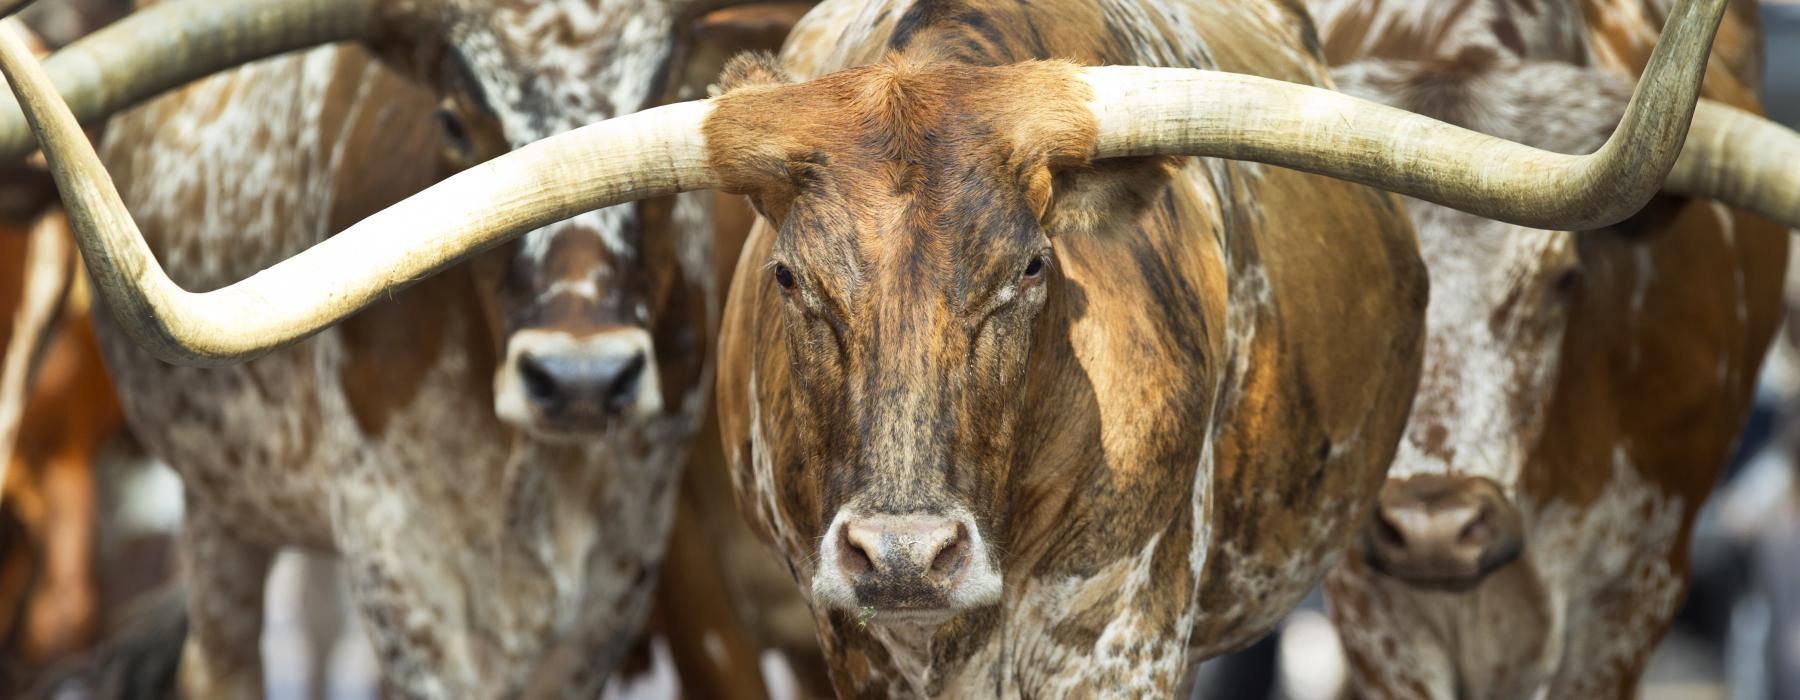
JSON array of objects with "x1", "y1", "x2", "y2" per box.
[{"x1": 0, "y1": 1, "x2": 1794, "y2": 699}]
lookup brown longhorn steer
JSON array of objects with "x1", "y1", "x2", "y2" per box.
[
  {"x1": 0, "y1": 0, "x2": 797, "y2": 696},
  {"x1": 711, "y1": 0, "x2": 1798, "y2": 695},
  {"x1": 0, "y1": 0, "x2": 1791, "y2": 696},
  {"x1": 1308, "y1": 0, "x2": 1789, "y2": 696}
]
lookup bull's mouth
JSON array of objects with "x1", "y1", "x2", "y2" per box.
[
  {"x1": 854, "y1": 606, "x2": 962, "y2": 628},
  {"x1": 1362, "y1": 536, "x2": 1524, "y2": 593},
  {"x1": 507, "y1": 413, "x2": 638, "y2": 442}
]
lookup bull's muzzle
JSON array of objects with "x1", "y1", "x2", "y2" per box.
[
  {"x1": 494, "y1": 327, "x2": 662, "y2": 437},
  {"x1": 812, "y1": 508, "x2": 1002, "y2": 622},
  {"x1": 1360, "y1": 474, "x2": 1525, "y2": 591}
]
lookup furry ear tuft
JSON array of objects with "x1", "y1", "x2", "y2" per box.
[{"x1": 713, "y1": 51, "x2": 793, "y2": 96}]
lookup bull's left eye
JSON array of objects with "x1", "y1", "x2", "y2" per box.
[
  {"x1": 773, "y1": 262, "x2": 797, "y2": 291},
  {"x1": 1022, "y1": 255, "x2": 1046, "y2": 281},
  {"x1": 1551, "y1": 267, "x2": 1582, "y2": 298},
  {"x1": 436, "y1": 107, "x2": 471, "y2": 155}
]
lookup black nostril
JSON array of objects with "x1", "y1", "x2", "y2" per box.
[
  {"x1": 929, "y1": 524, "x2": 968, "y2": 576},
  {"x1": 840, "y1": 527, "x2": 875, "y2": 576},
  {"x1": 1459, "y1": 504, "x2": 1495, "y2": 545},
  {"x1": 518, "y1": 353, "x2": 559, "y2": 404},
  {"x1": 603, "y1": 352, "x2": 647, "y2": 411},
  {"x1": 1374, "y1": 511, "x2": 1407, "y2": 549}
]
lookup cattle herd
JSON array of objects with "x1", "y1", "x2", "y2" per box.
[{"x1": 0, "y1": 0, "x2": 1795, "y2": 698}]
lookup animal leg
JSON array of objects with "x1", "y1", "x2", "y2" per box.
[
  {"x1": 1543, "y1": 575, "x2": 1685, "y2": 700},
  {"x1": 176, "y1": 505, "x2": 274, "y2": 700},
  {"x1": 291, "y1": 553, "x2": 347, "y2": 700}
]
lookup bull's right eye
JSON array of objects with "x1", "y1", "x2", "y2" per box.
[
  {"x1": 773, "y1": 262, "x2": 797, "y2": 291},
  {"x1": 1022, "y1": 255, "x2": 1046, "y2": 280},
  {"x1": 436, "y1": 107, "x2": 471, "y2": 155}
]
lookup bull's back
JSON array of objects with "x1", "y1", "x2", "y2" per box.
[{"x1": 93, "y1": 46, "x2": 501, "y2": 547}]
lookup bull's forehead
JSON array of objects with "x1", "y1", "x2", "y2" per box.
[
  {"x1": 1397, "y1": 201, "x2": 1576, "y2": 487},
  {"x1": 745, "y1": 61, "x2": 1075, "y2": 312},
  {"x1": 777, "y1": 169, "x2": 1045, "y2": 323},
  {"x1": 1413, "y1": 204, "x2": 1574, "y2": 291},
  {"x1": 449, "y1": 0, "x2": 681, "y2": 143}
]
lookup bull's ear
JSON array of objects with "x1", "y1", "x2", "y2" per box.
[
  {"x1": 1040, "y1": 158, "x2": 1179, "y2": 239},
  {"x1": 703, "y1": 51, "x2": 804, "y2": 222},
  {"x1": 717, "y1": 50, "x2": 795, "y2": 95}
]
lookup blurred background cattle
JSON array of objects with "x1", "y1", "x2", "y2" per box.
[
  {"x1": 0, "y1": 0, "x2": 1794, "y2": 699},
  {"x1": 1193, "y1": 2, "x2": 1800, "y2": 698}
]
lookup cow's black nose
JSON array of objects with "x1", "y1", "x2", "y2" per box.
[{"x1": 517, "y1": 348, "x2": 647, "y2": 417}]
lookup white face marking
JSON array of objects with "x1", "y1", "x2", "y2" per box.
[
  {"x1": 448, "y1": 0, "x2": 705, "y2": 343},
  {"x1": 1326, "y1": 55, "x2": 1638, "y2": 494},
  {"x1": 1389, "y1": 204, "x2": 1576, "y2": 491},
  {"x1": 432, "y1": 2, "x2": 726, "y2": 452},
  {"x1": 537, "y1": 278, "x2": 602, "y2": 304},
  {"x1": 458, "y1": 0, "x2": 679, "y2": 265}
]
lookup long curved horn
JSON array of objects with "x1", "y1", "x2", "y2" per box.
[
  {"x1": 0, "y1": 20, "x2": 719, "y2": 366},
  {"x1": 1665, "y1": 100, "x2": 1800, "y2": 228},
  {"x1": 0, "y1": 0, "x2": 373, "y2": 161},
  {"x1": 1079, "y1": 0, "x2": 1726, "y2": 231}
]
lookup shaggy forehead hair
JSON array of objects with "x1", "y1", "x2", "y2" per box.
[{"x1": 711, "y1": 50, "x2": 1095, "y2": 237}]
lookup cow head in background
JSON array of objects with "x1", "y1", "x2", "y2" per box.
[{"x1": 374, "y1": 0, "x2": 748, "y2": 439}]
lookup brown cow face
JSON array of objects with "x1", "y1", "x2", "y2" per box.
[
  {"x1": 1365, "y1": 208, "x2": 1578, "y2": 588},
  {"x1": 770, "y1": 171, "x2": 1045, "y2": 617},
  {"x1": 1331, "y1": 58, "x2": 1631, "y2": 590},
  {"x1": 710, "y1": 56, "x2": 1096, "y2": 618},
  {"x1": 379, "y1": 0, "x2": 718, "y2": 440}
]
